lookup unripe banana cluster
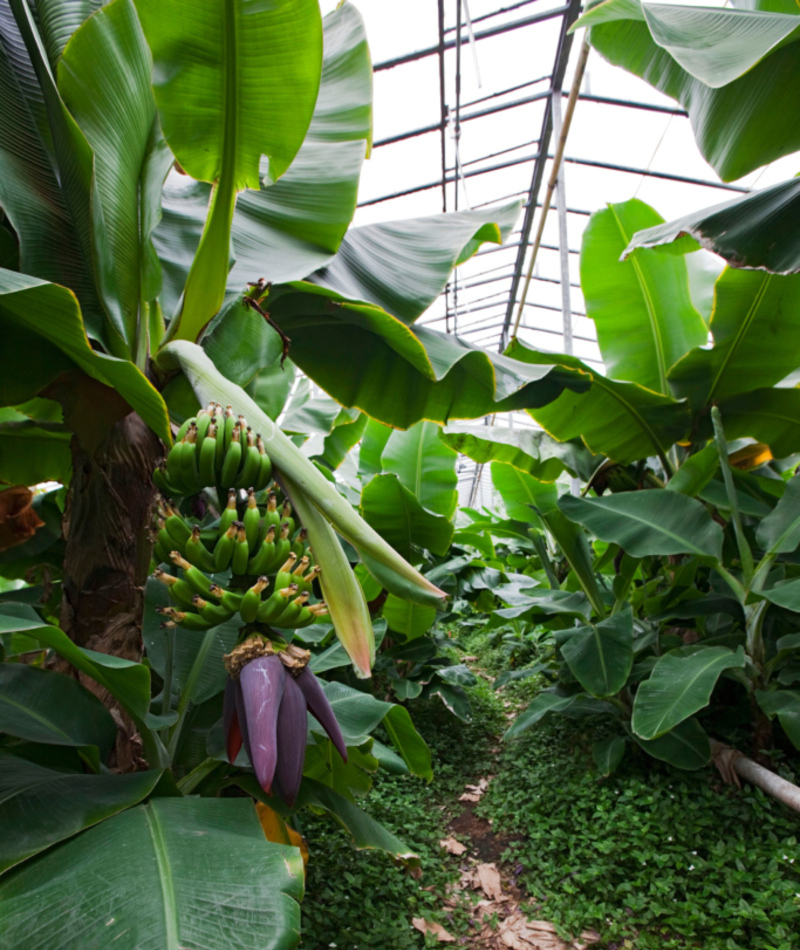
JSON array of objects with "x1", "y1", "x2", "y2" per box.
[
  {"x1": 153, "y1": 403, "x2": 273, "y2": 497},
  {"x1": 149, "y1": 407, "x2": 328, "y2": 633}
]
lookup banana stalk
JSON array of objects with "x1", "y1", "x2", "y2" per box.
[{"x1": 156, "y1": 341, "x2": 447, "y2": 610}]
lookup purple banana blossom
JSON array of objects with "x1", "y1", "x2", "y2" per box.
[
  {"x1": 274, "y1": 674, "x2": 308, "y2": 808},
  {"x1": 223, "y1": 675, "x2": 243, "y2": 765},
  {"x1": 239, "y1": 655, "x2": 285, "y2": 793},
  {"x1": 295, "y1": 666, "x2": 348, "y2": 762}
]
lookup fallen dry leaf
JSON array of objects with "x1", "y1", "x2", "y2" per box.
[
  {"x1": 463, "y1": 655, "x2": 478, "y2": 662},
  {"x1": 411, "y1": 918, "x2": 455, "y2": 942},
  {"x1": 440, "y1": 836, "x2": 468, "y2": 856},
  {"x1": 460, "y1": 792, "x2": 482, "y2": 802},
  {"x1": 476, "y1": 862, "x2": 504, "y2": 901}
]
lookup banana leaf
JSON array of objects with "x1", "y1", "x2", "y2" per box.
[
  {"x1": 622, "y1": 177, "x2": 800, "y2": 275},
  {"x1": 577, "y1": 0, "x2": 800, "y2": 180}
]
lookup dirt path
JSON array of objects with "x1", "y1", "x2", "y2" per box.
[{"x1": 412, "y1": 663, "x2": 600, "y2": 949}]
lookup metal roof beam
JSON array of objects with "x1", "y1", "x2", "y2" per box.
[{"x1": 373, "y1": 4, "x2": 571, "y2": 72}]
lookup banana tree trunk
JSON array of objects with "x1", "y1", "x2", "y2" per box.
[{"x1": 49, "y1": 375, "x2": 163, "y2": 770}]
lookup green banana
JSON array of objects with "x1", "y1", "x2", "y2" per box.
[
  {"x1": 162, "y1": 505, "x2": 192, "y2": 547},
  {"x1": 150, "y1": 532, "x2": 170, "y2": 566},
  {"x1": 255, "y1": 436, "x2": 272, "y2": 491},
  {"x1": 264, "y1": 492, "x2": 280, "y2": 531},
  {"x1": 247, "y1": 524, "x2": 276, "y2": 575},
  {"x1": 219, "y1": 489, "x2": 239, "y2": 536},
  {"x1": 272, "y1": 521, "x2": 292, "y2": 569},
  {"x1": 291, "y1": 527, "x2": 308, "y2": 559},
  {"x1": 198, "y1": 424, "x2": 217, "y2": 487},
  {"x1": 239, "y1": 576, "x2": 269, "y2": 623},
  {"x1": 256, "y1": 585, "x2": 297, "y2": 624},
  {"x1": 223, "y1": 406, "x2": 236, "y2": 452},
  {"x1": 153, "y1": 569, "x2": 195, "y2": 608},
  {"x1": 185, "y1": 526, "x2": 216, "y2": 572},
  {"x1": 280, "y1": 500, "x2": 295, "y2": 536},
  {"x1": 179, "y1": 425, "x2": 200, "y2": 490},
  {"x1": 153, "y1": 465, "x2": 181, "y2": 498},
  {"x1": 157, "y1": 518, "x2": 184, "y2": 558},
  {"x1": 169, "y1": 552, "x2": 214, "y2": 597},
  {"x1": 295, "y1": 602, "x2": 328, "y2": 627},
  {"x1": 213, "y1": 522, "x2": 238, "y2": 571},
  {"x1": 236, "y1": 430, "x2": 261, "y2": 490},
  {"x1": 243, "y1": 490, "x2": 262, "y2": 551},
  {"x1": 274, "y1": 553, "x2": 298, "y2": 593},
  {"x1": 274, "y1": 591, "x2": 309, "y2": 627},
  {"x1": 216, "y1": 406, "x2": 230, "y2": 468},
  {"x1": 191, "y1": 594, "x2": 233, "y2": 626},
  {"x1": 296, "y1": 563, "x2": 321, "y2": 596},
  {"x1": 165, "y1": 439, "x2": 186, "y2": 492},
  {"x1": 231, "y1": 522, "x2": 250, "y2": 575},
  {"x1": 159, "y1": 607, "x2": 214, "y2": 632},
  {"x1": 220, "y1": 427, "x2": 242, "y2": 488},
  {"x1": 195, "y1": 407, "x2": 213, "y2": 443},
  {"x1": 175, "y1": 417, "x2": 193, "y2": 442},
  {"x1": 208, "y1": 583, "x2": 244, "y2": 613}
]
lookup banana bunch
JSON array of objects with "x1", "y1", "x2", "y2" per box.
[
  {"x1": 153, "y1": 403, "x2": 273, "y2": 496},
  {"x1": 150, "y1": 489, "x2": 328, "y2": 632}
]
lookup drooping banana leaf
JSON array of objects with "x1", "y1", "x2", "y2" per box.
[
  {"x1": 440, "y1": 423, "x2": 598, "y2": 483},
  {"x1": 0, "y1": 271, "x2": 171, "y2": 443},
  {"x1": 577, "y1": 0, "x2": 800, "y2": 181},
  {"x1": 505, "y1": 338, "x2": 690, "y2": 467},
  {"x1": 260, "y1": 282, "x2": 586, "y2": 429},
  {"x1": 622, "y1": 177, "x2": 800, "y2": 275}
]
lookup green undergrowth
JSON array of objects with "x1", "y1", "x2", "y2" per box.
[
  {"x1": 482, "y1": 717, "x2": 800, "y2": 950},
  {"x1": 299, "y1": 678, "x2": 506, "y2": 949}
]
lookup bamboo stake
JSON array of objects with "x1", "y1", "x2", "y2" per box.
[{"x1": 510, "y1": 35, "x2": 590, "y2": 343}]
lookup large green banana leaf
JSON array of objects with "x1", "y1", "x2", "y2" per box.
[
  {"x1": 755, "y1": 689, "x2": 800, "y2": 749},
  {"x1": 7, "y1": 0, "x2": 132, "y2": 354},
  {"x1": 577, "y1": 0, "x2": 800, "y2": 180},
  {"x1": 0, "y1": 4, "x2": 106, "y2": 343},
  {"x1": 668, "y1": 268, "x2": 800, "y2": 408},
  {"x1": 709, "y1": 387, "x2": 800, "y2": 458},
  {"x1": 756, "y1": 474, "x2": 800, "y2": 554},
  {"x1": 59, "y1": 0, "x2": 163, "y2": 350},
  {"x1": 379, "y1": 421, "x2": 458, "y2": 519},
  {"x1": 505, "y1": 338, "x2": 690, "y2": 465},
  {"x1": 440, "y1": 423, "x2": 598, "y2": 482},
  {"x1": 0, "y1": 663, "x2": 116, "y2": 752},
  {"x1": 0, "y1": 271, "x2": 171, "y2": 443},
  {"x1": 558, "y1": 490, "x2": 724, "y2": 559},
  {"x1": 634, "y1": 717, "x2": 710, "y2": 770},
  {"x1": 361, "y1": 473, "x2": 454, "y2": 558},
  {"x1": 155, "y1": 2, "x2": 371, "y2": 319},
  {"x1": 0, "y1": 799, "x2": 305, "y2": 950},
  {"x1": 632, "y1": 646, "x2": 746, "y2": 739},
  {"x1": 622, "y1": 177, "x2": 800, "y2": 275},
  {"x1": 581, "y1": 199, "x2": 706, "y2": 393},
  {"x1": 137, "y1": 0, "x2": 323, "y2": 341},
  {"x1": 0, "y1": 407, "x2": 71, "y2": 484},
  {"x1": 555, "y1": 608, "x2": 634, "y2": 698},
  {"x1": 0, "y1": 754, "x2": 161, "y2": 873},
  {"x1": 262, "y1": 282, "x2": 585, "y2": 429}
]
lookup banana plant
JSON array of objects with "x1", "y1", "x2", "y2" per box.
[
  {"x1": 0, "y1": 0, "x2": 555, "y2": 944},
  {"x1": 451, "y1": 191, "x2": 800, "y2": 773}
]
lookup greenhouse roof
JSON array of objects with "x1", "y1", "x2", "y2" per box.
[{"x1": 321, "y1": 0, "x2": 799, "y2": 503}]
